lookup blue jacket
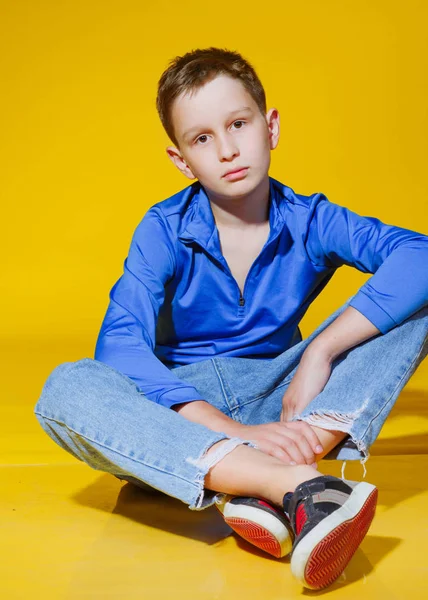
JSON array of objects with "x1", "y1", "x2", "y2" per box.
[{"x1": 94, "y1": 177, "x2": 428, "y2": 409}]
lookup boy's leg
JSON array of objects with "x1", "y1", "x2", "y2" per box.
[
  {"x1": 37, "y1": 360, "x2": 375, "y2": 591},
  {"x1": 293, "y1": 301, "x2": 428, "y2": 466},
  {"x1": 36, "y1": 357, "x2": 341, "y2": 508},
  {"x1": 173, "y1": 297, "x2": 426, "y2": 585},
  {"x1": 199, "y1": 295, "x2": 428, "y2": 468},
  {"x1": 34, "y1": 357, "x2": 261, "y2": 511},
  {"x1": 34, "y1": 352, "x2": 381, "y2": 589}
]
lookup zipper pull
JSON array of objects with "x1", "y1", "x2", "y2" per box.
[{"x1": 239, "y1": 295, "x2": 245, "y2": 307}]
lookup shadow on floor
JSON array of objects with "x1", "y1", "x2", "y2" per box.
[
  {"x1": 73, "y1": 474, "x2": 233, "y2": 545},
  {"x1": 72, "y1": 452, "x2": 427, "y2": 550},
  {"x1": 72, "y1": 473, "x2": 402, "y2": 590}
]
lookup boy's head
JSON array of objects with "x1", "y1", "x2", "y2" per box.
[{"x1": 156, "y1": 47, "x2": 280, "y2": 201}]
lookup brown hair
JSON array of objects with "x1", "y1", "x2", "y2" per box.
[{"x1": 156, "y1": 47, "x2": 267, "y2": 148}]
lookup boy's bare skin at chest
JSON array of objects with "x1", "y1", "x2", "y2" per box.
[{"x1": 217, "y1": 221, "x2": 271, "y2": 295}]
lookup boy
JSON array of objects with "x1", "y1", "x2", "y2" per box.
[{"x1": 34, "y1": 47, "x2": 428, "y2": 590}]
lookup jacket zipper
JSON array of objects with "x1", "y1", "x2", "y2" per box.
[
  {"x1": 213, "y1": 259, "x2": 247, "y2": 307},
  {"x1": 189, "y1": 229, "x2": 281, "y2": 309},
  {"x1": 232, "y1": 227, "x2": 282, "y2": 307},
  {"x1": 222, "y1": 256, "x2": 259, "y2": 309}
]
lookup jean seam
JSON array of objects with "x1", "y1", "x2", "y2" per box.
[
  {"x1": 35, "y1": 412, "x2": 222, "y2": 490},
  {"x1": 210, "y1": 358, "x2": 232, "y2": 417},
  {"x1": 211, "y1": 359, "x2": 242, "y2": 421},
  {"x1": 356, "y1": 332, "x2": 428, "y2": 446},
  {"x1": 238, "y1": 378, "x2": 292, "y2": 407}
]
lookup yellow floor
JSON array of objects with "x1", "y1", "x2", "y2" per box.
[{"x1": 2, "y1": 341, "x2": 428, "y2": 599}]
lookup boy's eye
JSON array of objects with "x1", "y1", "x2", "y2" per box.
[
  {"x1": 194, "y1": 120, "x2": 246, "y2": 145},
  {"x1": 232, "y1": 120, "x2": 245, "y2": 129},
  {"x1": 195, "y1": 134, "x2": 209, "y2": 145}
]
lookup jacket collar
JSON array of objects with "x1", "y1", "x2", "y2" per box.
[{"x1": 178, "y1": 177, "x2": 286, "y2": 261}]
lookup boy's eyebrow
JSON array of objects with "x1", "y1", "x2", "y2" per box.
[{"x1": 182, "y1": 106, "x2": 253, "y2": 140}]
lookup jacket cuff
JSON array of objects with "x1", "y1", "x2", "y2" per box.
[
  {"x1": 348, "y1": 291, "x2": 397, "y2": 334},
  {"x1": 156, "y1": 386, "x2": 204, "y2": 409}
]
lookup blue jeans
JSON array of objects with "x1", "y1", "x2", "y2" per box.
[{"x1": 34, "y1": 294, "x2": 428, "y2": 511}]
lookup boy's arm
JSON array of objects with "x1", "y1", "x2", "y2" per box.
[
  {"x1": 304, "y1": 193, "x2": 428, "y2": 337},
  {"x1": 172, "y1": 400, "x2": 243, "y2": 434},
  {"x1": 94, "y1": 208, "x2": 203, "y2": 410},
  {"x1": 305, "y1": 305, "x2": 381, "y2": 361}
]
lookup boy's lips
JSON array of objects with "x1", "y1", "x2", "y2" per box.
[{"x1": 223, "y1": 167, "x2": 249, "y2": 180}]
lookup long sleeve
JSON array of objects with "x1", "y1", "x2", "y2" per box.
[
  {"x1": 94, "y1": 208, "x2": 203, "y2": 409},
  {"x1": 303, "y1": 193, "x2": 428, "y2": 334}
]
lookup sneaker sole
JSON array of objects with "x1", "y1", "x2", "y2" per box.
[
  {"x1": 291, "y1": 482, "x2": 378, "y2": 590},
  {"x1": 216, "y1": 503, "x2": 293, "y2": 558}
]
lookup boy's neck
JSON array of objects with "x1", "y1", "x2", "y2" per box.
[{"x1": 206, "y1": 175, "x2": 270, "y2": 230}]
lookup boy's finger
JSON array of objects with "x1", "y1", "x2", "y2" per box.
[
  {"x1": 270, "y1": 446, "x2": 292, "y2": 464},
  {"x1": 277, "y1": 427, "x2": 316, "y2": 465},
  {"x1": 288, "y1": 421, "x2": 324, "y2": 454},
  {"x1": 275, "y1": 433, "x2": 312, "y2": 465}
]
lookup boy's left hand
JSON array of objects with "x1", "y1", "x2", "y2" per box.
[{"x1": 280, "y1": 347, "x2": 333, "y2": 422}]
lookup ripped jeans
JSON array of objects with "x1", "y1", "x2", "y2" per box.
[{"x1": 34, "y1": 293, "x2": 428, "y2": 511}]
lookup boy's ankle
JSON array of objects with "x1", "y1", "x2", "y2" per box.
[{"x1": 269, "y1": 464, "x2": 321, "y2": 507}]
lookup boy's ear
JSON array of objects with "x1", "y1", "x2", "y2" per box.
[
  {"x1": 265, "y1": 108, "x2": 280, "y2": 150},
  {"x1": 166, "y1": 146, "x2": 196, "y2": 180}
]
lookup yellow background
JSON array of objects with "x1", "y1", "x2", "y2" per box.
[
  {"x1": 1, "y1": 0, "x2": 427, "y2": 351},
  {"x1": 2, "y1": 3, "x2": 428, "y2": 598}
]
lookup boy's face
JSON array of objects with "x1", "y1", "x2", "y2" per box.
[{"x1": 166, "y1": 74, "x2": 280, "y2": 200}]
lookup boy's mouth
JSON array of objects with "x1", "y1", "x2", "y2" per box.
[{"x1": 223, "y1": 167, "x2": 249, "y2": 181}]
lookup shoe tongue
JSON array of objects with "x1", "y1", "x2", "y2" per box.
[{"x1": 282, "y1": 491, "x2": 293, "y2": 518}]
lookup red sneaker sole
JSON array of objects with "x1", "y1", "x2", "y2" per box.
[
  {"x1": 223, "y1": 516, "x2": 283, "y2": 558},
  {"x1": 302, "y1": 487, "x2": 378, "y2": 590}
]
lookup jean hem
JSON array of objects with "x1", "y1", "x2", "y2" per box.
[
  {"x1": 35, "y1": 412, "x2": 229, "y2": 497},
  {"x1": 186, "y1": 436, "x2": 258, "y2": 511},
  {"x1": 291, "y1": 407, "x2": 370, "y2": 481}
]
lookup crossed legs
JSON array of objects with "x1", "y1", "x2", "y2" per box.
[{"x1": 204, "y1": 427, "x2": 347, "y2": 506}]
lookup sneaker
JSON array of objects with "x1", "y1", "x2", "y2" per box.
[
  {"x1": 215, "y1": 494, "x2": 294, "y2": 558},
  {"x1": 283, "y1": 475, "x2": 378, "y2": 590}
]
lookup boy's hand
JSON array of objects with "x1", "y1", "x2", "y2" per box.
[
  {"x1": 174, "y1": 399, "x2": 323, "y2": 465},
  {"x1": 280, "y1": 347, "x2": 333, "y2": 423},
  {"x1": 237, "y1": 421, "x2": 324, "y2": 466}
]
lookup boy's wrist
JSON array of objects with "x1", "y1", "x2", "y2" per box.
[{"x1": 172, "y1": 399, "x2": 246, "y2": 437}]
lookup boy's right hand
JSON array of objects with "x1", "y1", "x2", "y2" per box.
[
  {"x1": 236, "y1": 421, "x2": 324, "y2": 467},
  {"x1": 172, "y1": 400, "x2": 323, "y2": 466}
]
